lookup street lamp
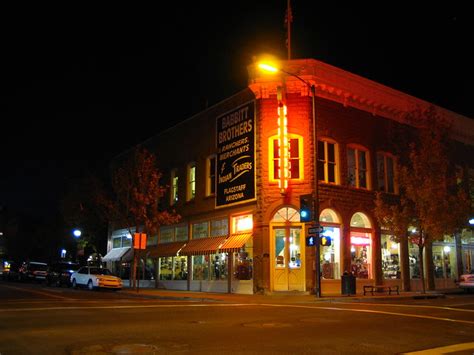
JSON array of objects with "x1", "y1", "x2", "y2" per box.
[
  {"x1": 73, "y1": 229, "x2": 82, "y2": 238},
  {"x1": 258, "y1": 61, "x2": 322, "y2": 297}
]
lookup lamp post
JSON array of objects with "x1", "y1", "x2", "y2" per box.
[{"x1": 258, "y1": 62, "x2": 321, "y2": 297}]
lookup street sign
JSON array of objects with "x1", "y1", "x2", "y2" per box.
[{"x1": 308, "y1": 226, "x2": 324, "y2": 234}]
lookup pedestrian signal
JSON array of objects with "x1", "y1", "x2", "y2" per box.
[{"x1": 320, "y1": 236, "x2": 332, "y2": 246}]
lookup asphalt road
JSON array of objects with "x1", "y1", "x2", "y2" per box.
[{"x1": 0, "y1": 280, "x2": 473, "y2": 354}]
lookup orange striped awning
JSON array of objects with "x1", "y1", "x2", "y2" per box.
[
  {"x1": 179, "y1": 236, "x2": 227, "y2": 256},
  {"x1": 219, "y1": 233, "x2": 252, "y2": 253},
  {"x1": 147, "y1": 242, "x2": 187, "y2": 258}
]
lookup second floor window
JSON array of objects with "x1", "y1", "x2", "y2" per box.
[
  {"x1": 347, "y1": 147, "x2": 369, "y2": 189},
  {"x1": 270, "y1": 135, "x2": 303, "y2": 182},
  {"x1": 206, "y1": 155, "x2": 216, "y2": 196},
  {"x1": 170, "y1": 169, "x2": 178, "y2": 205},
  {"x1": 377, "y1": 153, "x2": 396, "y2": 193},
  {"x1": 318, "y1": 140, "x2": 338, "y2": 184},
  {"x1": 187, "y1": 163, "x2": 196, "y2": 201}
]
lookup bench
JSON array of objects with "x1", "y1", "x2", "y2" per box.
[{"x1": 363, "y1": 285, "x2": 399, "y2": 296}]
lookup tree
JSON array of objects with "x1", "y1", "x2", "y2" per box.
[
  {"x1": 60, "y1": 175, "x2": 109, "y2": 265},
  {"x1": 99, "y1": 147, "x2": 180, "y2": 288},
  {"x1": 374, "y1": 107, "x2": 470, "y2": 292}
]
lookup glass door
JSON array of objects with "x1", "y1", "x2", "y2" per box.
[{"x1": 273, "y1": 227, "x2": 304, "y2": 291}]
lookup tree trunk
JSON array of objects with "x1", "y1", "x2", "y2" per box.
[
  {"x1": 424, "y1": 241, "x2": 435, "y2": 291},
  {"x1": 399, "y1": 234, "x2": 411, "y2": 291},
  {"x1": 418, "y1": 245, "x2": 425, "y2": 294}
]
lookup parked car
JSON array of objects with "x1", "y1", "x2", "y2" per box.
[
  {"x1": 2, "y1": 261, "x2": 21, "y2": 281},
  {"x1": 458, "y1": 271, "x2": 474, "y2": 292},
  {"x1": 71, "y1": 266, "x2": 122, "y2": 290},
  {"x1": 18, "y1": 261, "x2": 48, "y2": 282},
  {"x1": 46, "y1": 261, "x2": 80, "y2": 287}
]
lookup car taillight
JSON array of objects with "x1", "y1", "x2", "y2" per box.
[{"x1": 62, "y1": 272, "x2": 70, "y2": 277}]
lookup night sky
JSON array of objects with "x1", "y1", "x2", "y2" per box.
[{"x1": 1, "y1": 2, "x2": 472, "y2": 218}]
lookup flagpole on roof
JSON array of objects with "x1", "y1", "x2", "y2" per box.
[{"x1": 285, "y1": 0, "x2": 293, "y2": 60}]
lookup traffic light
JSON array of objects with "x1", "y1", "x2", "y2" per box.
[
  {"x1": 320, "y1": 235, "x2": 332, "y2": 246},
  {"x1": 299, "y1": 194, "x2": 313, "y2": 222}
]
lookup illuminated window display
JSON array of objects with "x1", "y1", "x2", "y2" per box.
[
  {"x1": 381, "y1": 234, "x2": 400, "y2": 279},
  {"x1": 350, "y1": 234, "x2": 371, "y2": 278},
  {"x1": 409, "y1": 242, "x2": 421, "y2": 279},
  {"x1": 433, "y1": 242, "x2": 456, "y2": 279},
  {"x1": 233, "y1": 249, "x2": 253, "y2": 280},
  {"x1": 350, "y1": 212, "x2": 372, "y2": 279},
  {"x1": 320, "y1": 227, "x2": 341, "y2": 279},
  {"x1": 159, "y1": 256, "x2": 187, "y2": 280},
  {"x1": 192, "y1": 254, "x2": 228, "y2": 281}
]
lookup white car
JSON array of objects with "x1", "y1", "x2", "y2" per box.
[
  {"x1": 71, "y1": 266, "x2": 122, "y2": 290},
  {"x1": 458, "y1": 271, "x2": 474, "y2": 292}
]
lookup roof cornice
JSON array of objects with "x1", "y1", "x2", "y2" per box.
[{"x1": 248, "y1": 59, "x2": 474, "y2": 145}]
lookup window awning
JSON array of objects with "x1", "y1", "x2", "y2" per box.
[
  {"x1": 179, "y1": 236, "x2": 227, "y2": 256},
  {"x1": 102, "y1": 247, "x2": 131, "y2": 262},
  {"x1": 219, "y1": 233, "x2": 252, "y2": 253},
  {"x1": 147, "y1": 242, "x2": 187, "y2": 258}
]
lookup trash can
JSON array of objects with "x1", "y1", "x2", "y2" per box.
[{"x1": 341, "y1": 272, "x2": 356, "y2": 295}]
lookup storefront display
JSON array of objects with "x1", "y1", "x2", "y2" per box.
[
  {"x1": 381, "y1": 234, "x2": 400, "y2": 279},
  {"x1": 350, "y1": 233, "x2": 371, "y2": 279},
  {"x1": 320, "y1": 227, "x2": 340, "y2": 279}
]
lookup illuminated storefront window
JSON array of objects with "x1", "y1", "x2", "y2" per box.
[
  {"x1": 159, "y1": 256, "x2": 187, "y2": 281},
  {"x1": 433, "y1": 238, "x2": 456, "y2": 279},
  {"x1": 233, "y1": 238, "x2": 253, "y2": 281},
  {"x1": 232, "y1": 214, "x2": 253, "y2": 233},
  {"x1": 192, "y1": 254, "x2": 228, "y2": 281},
  {"x1": 319, "y1": 209, "x2": 341, "y2": 280},
  {"x1": 409, "y1": 242, "x2": 421, "y2": 279},
  {"x1": 381, "y1": 234, "x2": 400, "y2": 279},
  {"x1": 350, "y1": 212, "x2": 372, "y2": 279},
  {"x1": 321, "y1": 227, "x2": 341, "y2": 279}
]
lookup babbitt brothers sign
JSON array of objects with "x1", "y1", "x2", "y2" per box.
[{"x1": 216, "y1": 101, "x2": 256, "y2": 208}]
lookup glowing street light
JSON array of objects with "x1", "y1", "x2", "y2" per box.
[
  {"x1": 258, "y1": 60, "x2": 321, "y2": 298},
  {"x1": 73, "y1": 229, "x2": 82, "y2": 238}
]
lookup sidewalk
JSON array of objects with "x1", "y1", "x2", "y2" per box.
[{"x1": 120, "y1": 287, "x2": 455, "y2": 304}]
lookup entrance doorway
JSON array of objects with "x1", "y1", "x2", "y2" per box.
[{"x1": 273, "y1": 227, "x2": 305, "y2": 291}]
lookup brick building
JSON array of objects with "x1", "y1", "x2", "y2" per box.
[{"x1": 105, "y1": 59, "x2": 474, "y2": 294}]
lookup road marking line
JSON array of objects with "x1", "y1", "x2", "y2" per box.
[
  {"x1": 334, "y1": 301, "x2": 474, "y2": 313},
  {"x1": 402, "y1": 342, "x2": 474, "y2": 354},
  {"x1": 260, "y1": 303, "x2": 474, "y2": 325},
  {"x1": 0, "y1": 302, "x2": 473, "y2": 326},
  {"x1": 0, "y1": 284, "x2": 73, "y2": 300}
]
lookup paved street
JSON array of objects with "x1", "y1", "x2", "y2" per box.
[{"x1": 0, "y1": 281, "x2": 473, "y2": 354}]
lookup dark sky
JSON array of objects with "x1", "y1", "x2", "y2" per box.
[{"x1": 1, "y1": 2, "x2": 472, "y2": 217}]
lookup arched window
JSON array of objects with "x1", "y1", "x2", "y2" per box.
[
  {"x1": 271, "y1": 207, "x2": 300, "y2": 222},
  {"x1": 320, "y1": 208, "x2": 340, "y2": 224},
  {"x1": 350, "y1": 212, "x2": 372, "y2": 279},
  {"x1": 319, "y1": 208, "x2": 342, "y2": 280}
]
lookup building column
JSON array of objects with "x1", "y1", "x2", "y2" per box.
[
  {"x1": 341, "y1": 226, "x2": 351, "y2": 275},
  {"x1": 455, "y1": 232, "x2": 463, "y2": 279},
  {"x1": 399, "y1": 236, "x2": 411, "y2": 291},
  {"x1": 373, "y1": 228, "x2": 383, "y2": 285}
]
